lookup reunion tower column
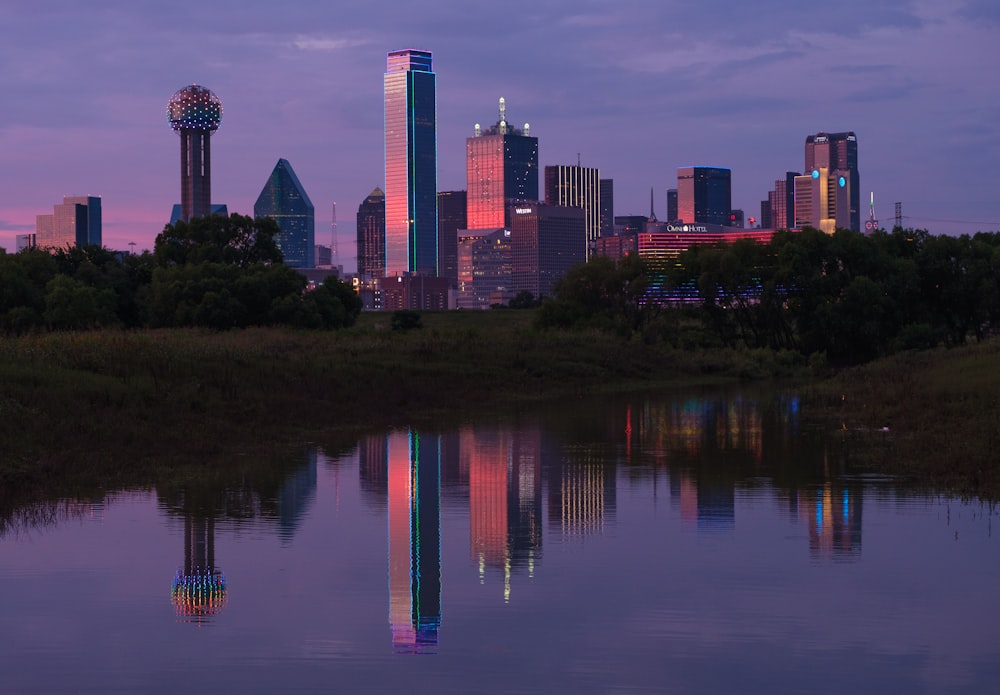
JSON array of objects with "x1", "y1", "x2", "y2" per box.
[{"x1": 167, "y1": 85, "x2": 223, "y2": 222}]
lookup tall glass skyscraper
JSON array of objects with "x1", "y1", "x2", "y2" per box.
[
  {"x1": 254, "y1": 158, "x2": 315, "y2": 268},
  {"x1": 384, "y1": 49, "x2": 438, "y2": 276},
  {"x1": 677, "y1": 167, "x2": 732, "y2": 226},
  {"x1": 544, "y1": 164, "x2": 601, "y2": 259},
  {"x1": 466, "y1": 98, "x2": 538, "y2": 231},
  {"x1": 805, "y1": 132, "x2": 859, "y2": 232}
]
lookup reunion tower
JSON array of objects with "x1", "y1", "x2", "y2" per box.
[{"x1": 167, "y1": 84, "x2": 222, "y2": 222}]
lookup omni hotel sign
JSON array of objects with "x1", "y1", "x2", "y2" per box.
[{"x1": 667, "y1": 224, "x2": 709, "y2": 233}]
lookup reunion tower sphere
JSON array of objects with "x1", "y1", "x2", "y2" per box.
[
  {"x1": 166, "y1": 84, "x2": 222, "y2": 132},
  {"x1": 167, "y1": 84, "x2": 222, "y2": 222}
]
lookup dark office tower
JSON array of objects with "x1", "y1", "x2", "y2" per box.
[
  {"x1": 356, "y1": 187, "x2": 386, "y2": 278},
  {"x1": 384, "y1": 49, "x2": 437, "y2": 276},
  {"x1": 167, "y1": 85, "x2": 222, "y2": 223},
  {"x1": 677, "y1": 167, "x2": 732, "y2": 226},
  {"x1": 805, "y1": 132, "x2": 859, "y2": 232},
  {"x1": 544, "y1": 164, "x2": 601, "y2": 259},
  {"x1": 254, "y1": 158, "x2": 315, "y2": 268},
  {"x1": 760, "y1": 199, "x2": 772, "y2": 229},
  {"x1": 510, "y1": 202, "x2": 586, "y2": 297},
  {"x1": 437, "y1": 190, "x2": 467, "y2": 286},
  {"x1": 666, "y1": 189, "x2": 678, "y2": 223},
  {"x1": 466, "y1": 98, "x2": 538, "y2": 231},
  {"x1": 599, "y1": 179, "x2": 614, "y2": 237}
]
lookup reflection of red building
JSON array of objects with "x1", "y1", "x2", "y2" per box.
[{"x1": 465, "y1": 426, "x2": 543, "y2": 601}]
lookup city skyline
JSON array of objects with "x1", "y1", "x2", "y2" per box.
[{"x1": 1, "y1": 1, "x2": 998, "y2": 270}]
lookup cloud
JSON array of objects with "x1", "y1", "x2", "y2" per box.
[{"x1": 292, "y1": 35, "x2": 370, "y2": 52}]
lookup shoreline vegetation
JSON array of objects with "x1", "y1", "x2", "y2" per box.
[{"x1": 2, "y1": 310, "x2": 998, "y2": 505}]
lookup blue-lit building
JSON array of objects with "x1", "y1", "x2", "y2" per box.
[
  {"x1": 384, "y1": 49, "x2": 438, "y2": 277},
  {"x1": 254, "y1": 158, "x2": 315, "y2": 268}
]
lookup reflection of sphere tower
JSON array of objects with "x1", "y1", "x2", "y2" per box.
[
  {"x1": 167, "y1": 85, "x2": 223, "y2": 222},
  {"x1": 171, "y1": 515, "x2": 227, "y2": 622}
]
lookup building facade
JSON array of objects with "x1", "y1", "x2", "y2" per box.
[
  {"x1": 254, "y1": 158, "x2": 315, "y2": 268},
  {"x1": 805, "y1": 132, "x2": 859, "y2": 232},
  {"x1": 544, "y1": 164, "x2": 601, "y2": 259},
  {"x1": 437, "y1": 190, "x2": 467, "y2": 287},
  {"x1": 466, "y1": 98, "x2": 538, "y2": 231},
  {"x1": 599, "y1": 179, "x2": 614, "y2": 238},
  {"x1": 35, "y1": 196, "x2": 102, "y2": 250},
  {"x1": 794, "y1": 167, "x2": 852, "y2": 234},
  {"x1": 356, "y1": 187, "x2": 386, "y2": 278},
  {"x1": 677, "y1": 167, "x2": 732, "y2": 226},
  {"x1": 766, "y1": 172, "x2": 799, "y2": 231},
  {"x1": 510, "y1": 202, "x2": 586, "y2": 298},
  {"x1": 456, "y1": 228, "x2": 511, "y2": 310},
  {"x1": 384, "y1": 49, "x2": 438, "y2": 276}
]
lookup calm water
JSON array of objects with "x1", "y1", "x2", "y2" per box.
[{"x1": 1, "y1": 388, "x2": 997, "y2": 694}]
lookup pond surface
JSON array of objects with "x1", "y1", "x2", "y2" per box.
[{"x1": 1, "y1": 388, "x2": 997, "y2": 694}]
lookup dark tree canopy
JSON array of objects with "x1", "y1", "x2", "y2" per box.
[{"x1": 153, "y1": 213, "x2": 284, "y2": 268}]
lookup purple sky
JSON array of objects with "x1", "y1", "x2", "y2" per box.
[{"x1": 2, "y1": 0, "x2": 998, "y2": 271}]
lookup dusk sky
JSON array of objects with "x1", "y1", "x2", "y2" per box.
[{"x1": 2, "y1": 0, "x2": 998, "y2": 271}]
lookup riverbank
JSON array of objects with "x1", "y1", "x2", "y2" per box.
[{"x1": 1, "y1": 311, "x2": 997, "y2": 501}]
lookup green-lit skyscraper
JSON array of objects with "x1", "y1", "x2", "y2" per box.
[{"x1": 384, "y1": 49, "x2": 438, "y2": 276}]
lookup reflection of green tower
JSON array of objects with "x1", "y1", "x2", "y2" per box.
[
  {"x1": 387, "y1": 429, "x2": 441, "y2": 653},
  {"x1": 171, "y1": 515, "x2": 227, "y2": 622}
]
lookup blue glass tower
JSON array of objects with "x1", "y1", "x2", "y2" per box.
[
  {"x1": 254, "y1": 158, "x2": 315, "y2": 268},
  {"x1": 384, "y1": 49, "x2": 438, "y2": 276}
]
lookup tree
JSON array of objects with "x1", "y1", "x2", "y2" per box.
[{"x1": 153, "y1": 213, "x2": 284, "y2": 268}]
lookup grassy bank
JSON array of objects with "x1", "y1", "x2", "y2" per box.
[
  {"x1": 2, "y1": 310, "x2": 997, "y2": 501},
  {"x1": 803, "y1": 338, "x2": 1000, "y2": 499},
  {"x1": 1, "y1": 311, "x2": 801, "y2": 499}
]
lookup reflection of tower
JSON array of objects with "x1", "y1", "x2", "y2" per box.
[
  {"x1": 803, "y1": 483, "x2": 863, "y2": 559},
  {"x1": 171, "y1": 515, "x2": 227, "y2": 622},
  {"x1": 276, "y1": 449, "x2": 318, "y2": 544},
  {"x1": 466, "y1": 426, "x2": 543, "y2": 601},
  {"x1": 387, "y1": 430, "x2": 441, "y2": 653},
  {"x1": 167, "y1": 84, "x2": 223, "y2": 222},
  {"x1": 548, "y1": 448, "x2": 616, "y2": 537}
]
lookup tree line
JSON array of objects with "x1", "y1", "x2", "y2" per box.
[
  {"x1": 539, "y1": 227, "x2": 1000, "y2": 365},
  {"x1": 0, "y1": 214, "x2": 362, "y2": 332}
]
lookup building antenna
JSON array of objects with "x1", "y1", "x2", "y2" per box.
[
  {"x1": 649, "y1": 187, "x2": 657, "y2": 221},
  {"x1": 577, "y1": 152, "x2": 581, "y2": 167},
  {"x1": 865, "y1": 192, "x2": 879, "y2": 233}
]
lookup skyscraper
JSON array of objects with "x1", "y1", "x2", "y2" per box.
[
  {"x1": 254, "y1": 158, "x2": 315, "y2": 268},
  {"x1": 437, "y1": 190, "x2": 467, "y2": 286},
  {"x1": 356, "y1": 187, "x2": 386, "y2": 278},
  {"x1": 544, "y1": 164, "x2": 601, "y2": 259},
  {"x1": 805, "y1": 132, "x2": 859, "y2": 232},
  {"x1": 466, "y1": 98, "x2": 538, "y2": 230},
  {"x1": 384, "y1": 49, "x2": 438, "y2": 276},
  {"x1": 599, "y1": 179, "x2": 614, "y2": 238},
  {"x1": 677, "y1": 167, "x2": 731, "y2": 226},
  {"x1": 167, "y1": 85, "x2": 222, "y2": 223},
  {"x1": 767, "y1": 172, "x2": 799, "y2": 230},
  {"x1": 35, "y1": 196, "x2": 101, "y2": 250},
  {"x1": 510, "y1": 202, "x2": 586, "y2": 297}
]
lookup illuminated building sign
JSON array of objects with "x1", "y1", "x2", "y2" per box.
[
  {"x1": 514, "y1": 207, "x2": 534, "y2": 214},
  {"x1": 666, "y1": 224, "x2": 709, "y2": 233}
]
